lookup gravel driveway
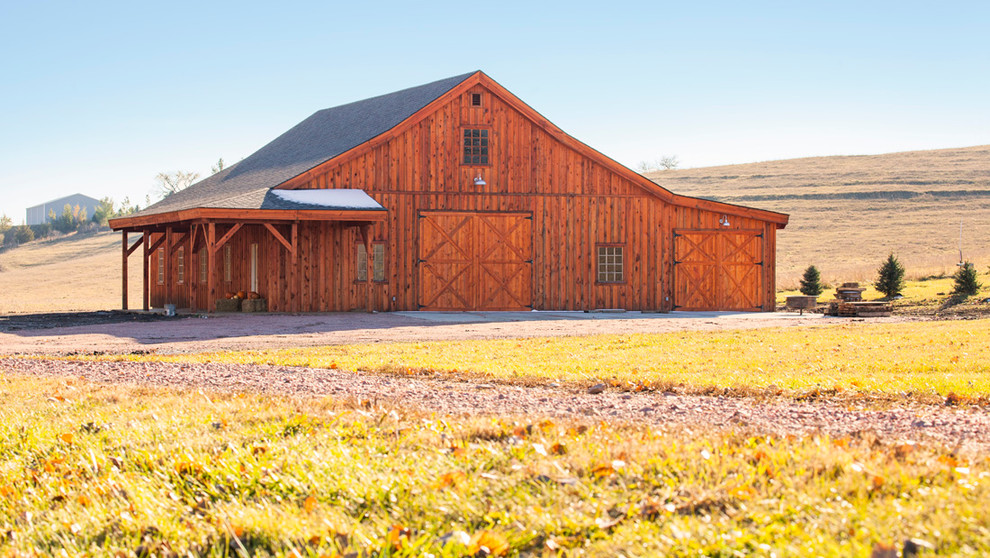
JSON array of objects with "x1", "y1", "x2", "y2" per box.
[
  {"x1": 4, "y1": 357, "x2": 987, "y2": 456},
  {"x1": 0, "y1": 310, "x2": 899, "y2": 355}
]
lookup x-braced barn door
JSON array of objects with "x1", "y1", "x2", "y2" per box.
[
  {"x1": 673, "y1": 229, "x2": 763, "y2": 311},
  {"x1": 419, "y1": 212, "x2": 532, "y2": 311}
]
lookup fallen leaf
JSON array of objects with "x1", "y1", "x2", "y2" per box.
[
  {"x1": 550, "y1": 442, "x2": 567, "y2": 455},
  {"x1": 469, "y1": 530, "x2": 509, "y2": 556},
  {"x1": 303, "y1": 495, "x2": 317, "y2": 513},
  {"x1": 591, "y1": 464, "x2": 615, "y2": 478},
  {"x1": 59, "y1": 433, "x2": 74, "y2": 445},
  {"x1": 435, "y1": 471, "x2": 467, "y2": 490},
  {"x1": 387, "y1": 525, "x2": 411, "y2": 549}
]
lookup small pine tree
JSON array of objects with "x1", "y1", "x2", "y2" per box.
[
  {"x1": 799, "y1": 265, "x2": 824, "y2": 296},
  {"x1": 874, "y1": 253, "x2": 905, "y2": 298},
  {"x1": 951, "y1": 261, "x2": 981, "y2": 298}
]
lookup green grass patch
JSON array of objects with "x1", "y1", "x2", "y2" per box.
[
  {"x1": 84, "y1": 320, "x2": 990, "y2": 400},
  {"x1": 1, "y1": 374, "x2": 988, "y2": 556}
]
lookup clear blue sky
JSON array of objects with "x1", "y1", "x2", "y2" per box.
[{"x1": 2, "y1": 0, "x2": 988, "y2": 222}]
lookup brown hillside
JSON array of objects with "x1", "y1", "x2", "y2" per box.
[
  {"x1": 646, "y1": 145, "x2": 990, "y2": 287},
  {"x1": 0, "y1": 232, "x2": 142, "y2": 314}
]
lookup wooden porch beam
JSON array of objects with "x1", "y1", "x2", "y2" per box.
[
  {"x1": 212, "y1": 223, "x2": 243, "y2": 254},
  {"x1": 125, "y1": 235, "x2": 143, "y2": 257},
  {"x1": 146, "y1": 233, "x2": 166, "y2": 255},
  {"x1": 263, "y1": 222, "x2": 294, "y2": 253},
  {"x1": 169, "y1": 230, "x2": 189, "y2": 253}
]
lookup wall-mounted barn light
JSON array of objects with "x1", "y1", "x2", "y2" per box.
[
  {"x1": 719, "y1": 214, "x2": 731, "y2": 227},
  {"x1": 473, "y1": 174, "x2": 486, "y2": 186}
]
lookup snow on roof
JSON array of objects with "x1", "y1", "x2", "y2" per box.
[{"x1": 268, "y1": 189, "x2": 386, "y2": 211}]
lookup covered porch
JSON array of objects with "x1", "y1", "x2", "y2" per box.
[{"x1": 111, "y1": 190, "x2": 387, "y2": 313}]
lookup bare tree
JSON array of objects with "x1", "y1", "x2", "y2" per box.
[
  {"x1": 636, "y1": 155, "x2": 680, "y2": 173},
  {"x1": 155, "y1": 171, "x2": 200, "y2": 199},
  {"x1": 658, "y1": 155, "x2": 679, "y2": 170}
]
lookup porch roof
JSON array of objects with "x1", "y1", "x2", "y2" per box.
[{"x1": 110, "y1": 189, "x2": 387, "y2": 231}]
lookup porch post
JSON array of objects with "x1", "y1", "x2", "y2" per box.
[
  {"x1": 359, "y1": 223, "x2": 373, "y2": 313},
  {"x1": 142, "y1": 232, "x2": 150, "y2": 311},
  {"x1": 121, "y1": 231, "x2": 128, "y2": 310},
  {"x1": 207, "y1": 222, "x2": 216, "y2": 312},
  {"x1": 164, "y1": 227, "x2": 173, "y2": 307}
]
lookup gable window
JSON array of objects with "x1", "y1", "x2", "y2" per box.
[
  {"x1": 471, "y1": 93, "x2": 482, "y2": 107},
  {"x1": 157, "y1": 248, "x2": 165, "y2": 285},
  {"x1": 177, "y1": 247, "x2": 185, "y2": 284},
  {"x1": 597, "y1": 245, "x2": 624, "y2": 283},
  {"x1": 462, "y1": 128, "x2": 489, "y2": 165},
  {"x1": 356, "y1": 242, "x2": 386, "y2": 282}
]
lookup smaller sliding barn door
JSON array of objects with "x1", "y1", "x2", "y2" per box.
[
  {"x1": 719, "y1": 231, "x2": 762, "y2": 310},
  {"x1": 673, "y1": 229, "x2": 763, "y2": 311},
  {"x1": 419, "y1": 213, "x2": 475, "y2": 310},
  {"x1": 672, "y1": 231, "x2": 718, "y2": 310}
]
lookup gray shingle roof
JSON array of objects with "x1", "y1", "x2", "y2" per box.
[{"x1": 131, "y1": 72, "x2": 475, "y2": 217}]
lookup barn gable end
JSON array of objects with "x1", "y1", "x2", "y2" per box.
[{"x1": 111, "y1": 71, "x2": 787, "y2": 313}]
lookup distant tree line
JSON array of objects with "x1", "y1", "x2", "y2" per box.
[{"x1": 0, "y1": 196, "x2": 140, "y2": 249}]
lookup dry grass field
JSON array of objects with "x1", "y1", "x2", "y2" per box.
[
  {"x1": 0, "y1": 232, "x2": 142, "y2": 314},
  {"x1": 646, "y1": 145, "x2": 990, "y2": 288}
]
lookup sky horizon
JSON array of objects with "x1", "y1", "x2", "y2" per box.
[{"x1": 2, "y1": 1, "x2": 989, "y2": 222}]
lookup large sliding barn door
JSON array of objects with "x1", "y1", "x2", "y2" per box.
[
  {"x1": 419, "y1": 212, "x2": 532, "y2": 311},
  {"x1": 673, "y1": 229, "x2": 763, "y2": 311}
]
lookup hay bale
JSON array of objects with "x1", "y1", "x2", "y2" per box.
[
  {"x1": 216, "y1": 298, "x2": 241, "y2": 312},
  {"x1": 241, "y1": 298, "x2": 267, "y2": 313}
]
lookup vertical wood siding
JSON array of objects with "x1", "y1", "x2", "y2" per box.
[{"x1": 150, "y1": 84, "x2": 778, "y2": 312}]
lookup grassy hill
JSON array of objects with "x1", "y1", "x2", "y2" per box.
[
  {"x1": 646, "y1": 145, "x2": 990, "y2": 287},
  {"x1": 0, "y1": 231, "x2": 142, "y2": 314},
  {"x1": 2, "y1": 145, "x2": 988, "y2": 313}
]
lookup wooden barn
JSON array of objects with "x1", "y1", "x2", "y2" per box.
[{"x1": 109, "y1": 71, "x2": 788, "y2": 313}]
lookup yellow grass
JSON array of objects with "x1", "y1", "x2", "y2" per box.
[
  {"x1": 2, "y1": 374, "x2": 988, "y2": 556},
  {"x1": 80, "y1": 319, "x2": 990, "y2": 400},
  {"x1": 646, "y1": 145, "x2": 990, "y2": 286},
  {"x1": 0, "y1": 231, "x2": 141, "y2": 313}
]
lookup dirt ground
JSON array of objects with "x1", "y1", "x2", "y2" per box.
[{"x1": 0, "y1": 310, "x2": 908, "y2": 355}]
